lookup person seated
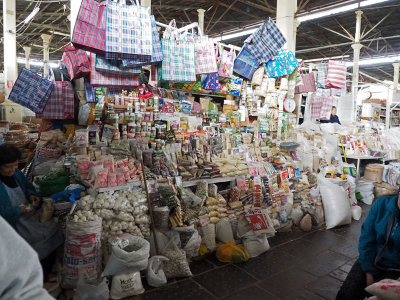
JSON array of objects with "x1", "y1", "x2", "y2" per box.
[
  {"x1": 0, "y1": 143, "x2": 64, "y2": 279},
  {"x1": 336, "y1": 194, "x2": 400, "y2": 300},
  {"x1": 320, "y1": 106, "x2": 341, "y2": 124}
]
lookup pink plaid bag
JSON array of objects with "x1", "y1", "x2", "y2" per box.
[
  {"x1": 320, "y1": 95, "x2": 334, "y2": 120},
  {"x1": 62, "y1": 46, "x2": 90, "y2": 80},
  {"x1": 194, "y1": 33, "x2": 218, "y2": 75},
  {"x1": 72, "y1": 0, "x2": 107, "y2": 54},
  {"x1": 310, "y1": 94, "x2": 323, "y2": 120},
  {"x1": 37, "y1": 70, "x2": 74, "y2": 120},
  {"x1": 90, "y1": 53, "x2": 140, "y2": 87},
  {"x1": 326, "y1": 60, "x2": 347, "y2": 89}
]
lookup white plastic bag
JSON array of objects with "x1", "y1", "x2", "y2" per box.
[
  {"x1": 318, "y1": 174, "x2": 351, "y2": 229},
  {"x1": 78, "y1": 104, "x2": 91, "y2": 126},
  {"x1": 251, "y1": 67, "x2": 264, "y2": 86},
  {"x1": 161, "y1": 240, "x2": 192, "y2": 279},
  {"x1": 110, "y1": 272, "x2": 144, "y2": 299},
  {"x1": 173, "y1": 225, "x2": 201, "y2": 260},
  {"x1": 74, "y1": 278, "x2": 109, "y2": 300},
  {"x1": 199, "y1": 224, "x2": 216, "y2": 251},
  {"x1": 146, "y1": 256, "x2": 169, "y2": 287},
  {"x1": 351, "y1": 205, "x2": 362, "y2": 221},
  {"x1": 216, "y1": 218, "x2": 235, "y2": 243},
  {"x1": 242, "y1": 232, "x2": 270, "y2": 258},
  {"x1": 356, "y1": 180, "x2": 375, "y2": 205},
  {"x1": 103, "y1": 234, "x2": 150, "y2": 276}
]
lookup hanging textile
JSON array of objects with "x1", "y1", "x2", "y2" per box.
[
  {"x1": 326, "y1": 60, "x2": 347, "y2": 89},
  {"x1": 105, "y1": 0, "x2": 152, "y2": 59},
  {"x1": 233, "y1": 47, "x2": 259, "y2": 80},
  {"x1": 316, "y1": 63, "x2": 328, "y2": 88},
  {"x1": 72, "y1": 0, "x2": 107, "y2": 54},
  {"x1": 62, "y1": 46, "x2": 91, "y2": 80},
  {"x1": 264, "y1": 49, "x2": 299, "y2": 78},
  {"x1": 8, "y1": 68, "x2": 54, "y2": 114}
]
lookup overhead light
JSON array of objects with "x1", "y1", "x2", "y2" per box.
[
  {"x1": 303, "y1": 55, "x2": 350, "y2": 63},
  {"x1": 50, "y1": 31, "x2": 71, "y2": 37},
  {"x1": 214, "y1": 28, "x2": 257, "y2": 42},
  {"x1": 297, "y1": 3, "x2": 358, "y2": 22},
  {"x1": 346, "y1": 55, "x2": 400, "y2": 67},
  {"x1": 360, "y1": 0, "x2": 391, "y2": 7},
  {"x1": 23, "y1": 7, "x2": 40, "y2": 24},
  {"x1": 17, "y1": 57, "x2": 58, "y2": 68}
]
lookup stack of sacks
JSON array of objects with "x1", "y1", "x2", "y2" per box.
[{"x1": 212, "y1": 157, "x2": 248, "y2": 177}]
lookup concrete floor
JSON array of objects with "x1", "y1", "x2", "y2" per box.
[{"x1": 134, "y1": 204, "x2": 370, "y2": 300}]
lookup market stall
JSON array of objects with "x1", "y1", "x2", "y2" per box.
[{"x1": 3, "y1": 0, "x2": 400, "y2": 298}]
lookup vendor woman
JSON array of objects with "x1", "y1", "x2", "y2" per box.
[{"x1": 0, "y1": 144, "x2": 63, "y2": 274}]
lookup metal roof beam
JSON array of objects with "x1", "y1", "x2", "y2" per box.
[
  {"x1": 207, "y1": 0, "x2": 239, "y2": 33},
  {"x1": 236, "y1": 0, "x2": 275, "y2": 14}
]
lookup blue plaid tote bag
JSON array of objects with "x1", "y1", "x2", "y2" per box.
[
  {"x1": 105, "y1": 0, "x2": 152, "y2": 59},
  {"x1": 9, "y1": 68, "x2": 54, "y2": 114},
  {"x1": 233, "y1": 47, "x2": 259, "y2": 80},
  {"x1": 120, "y1": 15, "x2": 163, "y2": 67},
  {"x1": 245, "y1": 18, "x2": 286, "y2": 64}
]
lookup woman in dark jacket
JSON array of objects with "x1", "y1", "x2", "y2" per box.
[
  {"x1": 0, "y1": 144, "x2": 63, "y2": 268},
  {"x1": 336, "y1": 195, "x2": 400, "y2": 299}
]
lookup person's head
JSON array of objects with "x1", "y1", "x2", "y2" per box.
[
  {"x1": 0, "y1": 144, "x2": 21, "y2": 177},
  {"x1": 332, "y1": 106, "x2": 337, "y2": 115}
]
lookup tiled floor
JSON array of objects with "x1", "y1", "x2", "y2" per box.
[{"x1": 134, "y1": 204, "x2": 370, "y2": 300}]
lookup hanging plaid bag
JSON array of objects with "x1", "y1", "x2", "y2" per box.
[
  {"x1": 218, "y1": 46, "x2": 236, "y2": 78},
  {"x1": 8, "y1": 68, "x2": 54, "y2": 114},
  {"x1": 90, "y1": 53, "x2": 140, "y2": 87},
  {"x1": 320, "y1": 95, "x2": 335, "y2": 120},
  {"x1": 161, "y1": 20, "x2": 196, "y2": 82},
  {"x1": 245, "y1": 18, "x2": 286, "y2": 65},
  {"x1": 95, "y1": 55, "x2": 141, "y2": 75},
  {"x1": 120, "y1": 15, "x2": 163, "y2": 67},
  {"x1": 105, "y1": 0, "x2": 152, "y2": 59},
  {"x1": 317, "y1": 63, "x2": 328, "y2": 88},
  {"x1": 62, "y1": 46, "x2": 90, "y2": 80},
  {"x1": 72, "y1": 0, "x2": 107, "y2": 54},
  {"x1": 264, "y1": 49, "x2": 299, "y2": 78},
  {"x1": 194, "y1": 28, "x2": 218, "y2": 75},
  {"x1": 233, "y1": 47, "x2": 259, "y2": 80},
  {"x1": 294, "y1": 63, "x2": 316, "y2": 94},
  {"x1": 326, "y1": 60, "x2": 347, "y2": 89},
  {"x1": 37, "y1": 69, "x2": 74, "y2": 120},
  {"x1": 202, "y1": 72, "x2": 220, "y2": 90},
  {"x1": 84, "y1": 77, "x2": 96, "y2": 103}
]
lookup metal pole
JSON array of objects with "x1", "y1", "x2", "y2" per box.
[
  {"x1": 352, "y1": 10, "x2": 363, "y2": 124},
  {"x1": 197, "y1": 8, "x2": 205, "y2": 33},
  {"x1": 3, "y1": 0, "x2": 17, "y2": 98}
]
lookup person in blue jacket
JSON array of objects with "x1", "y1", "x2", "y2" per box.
[
  {"x1": 320, "y1": 106, "x2": 341, "y2": 125},
  {"x1": 336, "y1": 195, "x2": 400, "y2": 299},
  {"x1": 0, "y1": 143, "x2": 63, "y2": 280}
]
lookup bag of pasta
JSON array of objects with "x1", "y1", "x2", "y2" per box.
[{"x1": 216, "y1": 242, "x2": 250, "y2": 263}]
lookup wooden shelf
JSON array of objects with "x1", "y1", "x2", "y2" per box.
[{"x1": 182, "y1": 176, "x2": 236, "y2": 187}]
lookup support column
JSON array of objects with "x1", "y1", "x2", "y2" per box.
[
  {"x1": 141, "y1": 0, "x2": 151, "y2": 12},
  {"x1": 41, "y1": 34, "x2": 52, "y2": 76},
  {"x1": 70, "y1": 0, "x2": 82, "y2": 37},
  {"x1": 352, "y1": 10, "x2": 363, "y2": 120},
  {"x1": 23, "y1": 47, "x2": 31, "y2": 70},
  {"x1": 276, "y1": 0, "x2": 298, "y2": 53},
  {"x1": 3, "y1": 0, "x2": 17, "y2": 98},
  {"x1": 197, "y1": 8, "x2": 205, "y2": 33},
  {"x1": 393, "y1": 63, "x2": 399, "y2": 95}
]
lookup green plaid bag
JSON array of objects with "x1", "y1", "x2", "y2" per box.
[{"x1": 160, "y1": 20, "x2": 196, "y2": 82}]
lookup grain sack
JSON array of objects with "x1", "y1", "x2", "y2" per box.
[
  {"x1": 364, "y1": 164, "x2": 384, "y2": 183},
  {"x1": 63, "y1": 219, "x2": 102, "y2": 289}
]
